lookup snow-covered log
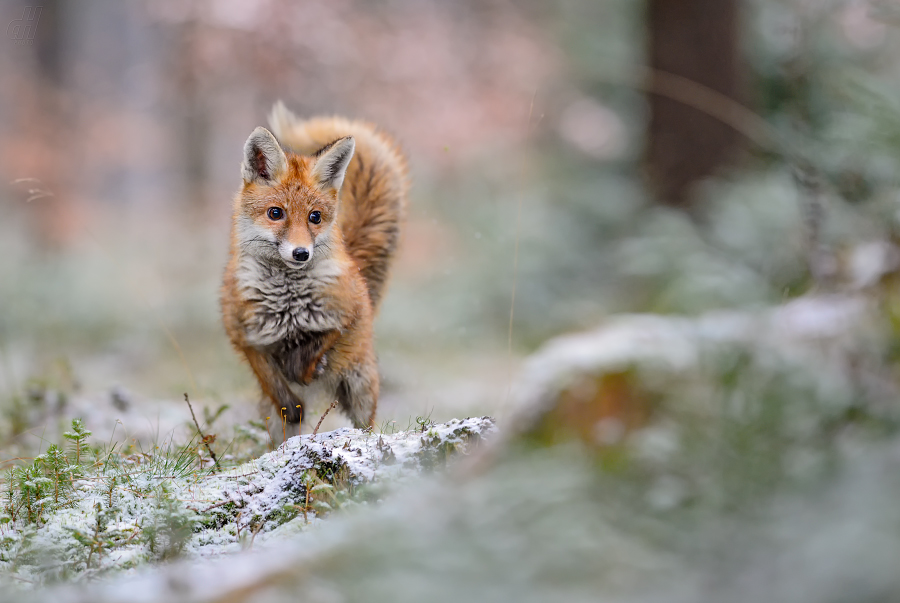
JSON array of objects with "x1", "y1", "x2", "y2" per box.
[
  {"x1": 508, "y1": 294, "x2": 885, "y2": 442},
  {"x1": 0, "y1": 417, "x2": 496, "y2": 585}
]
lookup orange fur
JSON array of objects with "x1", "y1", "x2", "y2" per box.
[
  {"x1": 221, "y1": 107, "x2": 408, "y2": 428},
  {"x1": 270, "y1": 112, "x2": 410, "y2": 308}
]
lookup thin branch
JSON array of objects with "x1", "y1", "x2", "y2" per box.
[
  {"x1": 313, "y1": 400, "x2": 339, "y2": 436},
  {"x1": 184, "y1": 393, "x2": 219, "y2": 470},
  {"x1": 196, "y1": 499, "x2": 233, "y2": 513}
]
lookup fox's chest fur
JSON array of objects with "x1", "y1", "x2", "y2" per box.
[{"x1": 236, "y1": 254, "x2": 345, "y2": 348}]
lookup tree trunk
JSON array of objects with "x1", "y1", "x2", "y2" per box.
[{"x1": 645, "y1": 0, "x2": 743, "y2": 208}]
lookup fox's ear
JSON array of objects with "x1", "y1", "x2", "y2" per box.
[
  {"x1": 241, "y1": 127, "x2": 287, "y2": 184},
  {"x1": 312, "y1": 137, "x2": 355, "y2": 193}
]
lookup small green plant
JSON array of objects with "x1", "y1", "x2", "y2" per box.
[
  {"x1": 63, "y1": 418, "x2": 92, "y2": 466},
  {"x1": 379, "y1": 419, "x2": 399, "y2": 435},
  {"x1": 415, "y1": 412, "x2": 436, "y2": 433},
  {"x1": 299, "y1": 465, "x2": 355, "y2": 521},
  {"x1": 132, "y1": 432, "x2": 206, "y2": 481},
  {"x1": 66, "y1": 502, "x2": 134, "y2": 572},
  {"x1": 36, "y1": 443, "x2": 77, "y2": 507},
  {"x1": 12, "y1": 460, "x2": 52, "y2": 524},
  {"x1": 1, "y1": 419, "x2": 94, "y2": 527},
  {"x1": 141, "y1": 487, "x2": 197, "y2": 562}
]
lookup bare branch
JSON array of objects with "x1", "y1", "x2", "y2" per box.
[
  {"x1": 184, "y1": 393, "x2": 220, "y2": 470},
  {"x1": 312, "y1": 400, "x2": 339, "y2": 436}
]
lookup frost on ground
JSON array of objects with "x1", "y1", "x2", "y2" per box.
[
  {"x1": 508, "y1": 293, "x2": 883, "y2": 447},
  {"x1": 31, "y1": 295, "x2": 900, "y2": 603},
  {"x1": 8, "y1": 294, "x2": 900, "y2": 602},
  {"x1": 0, "y1": 417, "x2": 495, "y2": 585}
]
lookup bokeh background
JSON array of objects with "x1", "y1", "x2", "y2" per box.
[{"x1": 2, "y1": 0, "x2": 900, "y2": 452}]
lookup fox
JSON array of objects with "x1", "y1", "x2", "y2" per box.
[{"x1": 221, "y1": 102, "x2": 408, "y2": 429}]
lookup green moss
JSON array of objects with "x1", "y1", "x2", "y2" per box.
[{"x1": 416, "y1": 422, "x2": 488, "y2": 470}]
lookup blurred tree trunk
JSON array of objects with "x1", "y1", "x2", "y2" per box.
[
  {"x1": 644, "y1": 0, "x2": 743, "y2": 208},
  {"x1": 33, "y1": 0, "x2": 63, "y2": 83}
]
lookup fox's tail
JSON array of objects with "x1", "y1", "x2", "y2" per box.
[{"x1": 269, "y1": 102, "x2": 409, "y2": 310}]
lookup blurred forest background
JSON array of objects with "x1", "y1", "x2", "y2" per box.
[{"x1": 2, "y1": 0, "x2": 900, "y2": 452}]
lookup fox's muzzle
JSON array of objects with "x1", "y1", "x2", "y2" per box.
[{"x1": 278, "y1": 239, "x2": 312, "y2": 266}]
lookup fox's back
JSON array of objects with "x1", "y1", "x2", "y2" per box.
[{"x1": 269, "y1": 106, "x2": 409, "y2": 309}]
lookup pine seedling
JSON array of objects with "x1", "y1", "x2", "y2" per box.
[
  {"x1": 67, "y1": 502, "x2": 130, "y2": 570},
  {"x1": 142, "y1": 488, "x2": 197, "y2": 562},
  {"x1": 105, "y1": 475, "x2": 117, "y2": 509},
  {"x1": 37, "y1": 443, "x2": 75, "y2": 508},
  {"x1": 63, "y1": 418, "x2": 92, "y2": 467},
  {"x1": 15, "y1": 461, "x2": 52, "y2": 524}
]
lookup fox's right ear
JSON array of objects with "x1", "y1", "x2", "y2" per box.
[{"x1": 241, "y1": 127, "x2": 287, "y2": 184}]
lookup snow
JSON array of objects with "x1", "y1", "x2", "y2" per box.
[
  {"x1": 0, "y1": 417, "x2": 496, "y2": 585},
  {"x1": 219, "y1": 417, "x2": 494, "y2": 535},
  {"x1": 510, "y1": 294, "x2": 874, "y2": 431}
]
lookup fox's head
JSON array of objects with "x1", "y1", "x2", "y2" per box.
[{"x1": 234, "y1": 127, "x2": 355, "y2": 269}]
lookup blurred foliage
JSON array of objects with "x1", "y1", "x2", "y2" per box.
[
  {"x1": 2, "y1": 0, "x2": 900, "y2": 456},
  {"x1": 1, "y1": 0, "x2": 900, "y2": 598}
]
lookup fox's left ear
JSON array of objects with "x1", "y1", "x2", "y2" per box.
[
  {"x1": 242, "y1": 127, "x2": 287, "y2": 184},
  {"x1": 312, "y1": 137, "x2": 355, "y2": 193}
]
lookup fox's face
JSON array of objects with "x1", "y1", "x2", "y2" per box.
[{"x1": 235, "y1": 127, "x2": 355, "y2": 269}]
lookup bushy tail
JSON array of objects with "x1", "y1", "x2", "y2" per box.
[{"x1": 269, "y1": 102, "x2": 409, "y2": 310}]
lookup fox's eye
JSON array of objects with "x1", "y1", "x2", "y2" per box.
[
  {"x1": 267, "y1": 207, "x2": 284, "y2": 221},
  {"x1": 309, "y1": 210, "x2": 322, "y2": 225}
]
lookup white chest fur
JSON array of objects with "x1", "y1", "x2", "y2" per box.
[{"x1": 236, "y1": 255, "x2": 345, "y2": 347}]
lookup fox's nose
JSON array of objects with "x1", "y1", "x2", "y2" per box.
[{"x1": 292, "y1": 247, "x2": 310, "y2": 262}]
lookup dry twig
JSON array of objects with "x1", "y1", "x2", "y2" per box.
[
  {"x1": 196, "y1": 499, "x2": 232, "y2": 513},
  {"x1": 313, "y1": 400, "x2": 339, "y2": 436},
  {"x1": 184, "y1": 393, "x2": 219, "y2": 470}
]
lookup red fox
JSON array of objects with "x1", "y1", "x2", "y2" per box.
[{"x1": 221, "y1": 103, "x2": 408, "y2": 429}]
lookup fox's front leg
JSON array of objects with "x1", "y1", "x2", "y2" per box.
[
  {"x1": 299, "y1": 329, "x2": 342, "y2": 385},
  {"x1": 243, "y1": 346, "x2": 304, "y2": 423}
]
